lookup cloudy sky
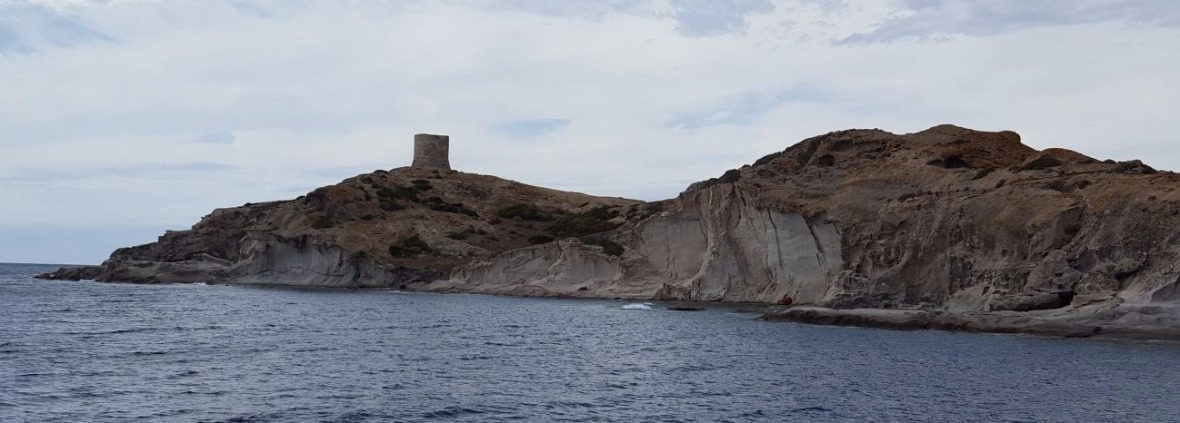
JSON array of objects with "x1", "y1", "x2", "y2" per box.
[{"x1": 2, "y1": 0, "x2": 1178, "y2": 264}]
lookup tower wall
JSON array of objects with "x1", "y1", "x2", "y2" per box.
[{"x1": 412, "y1": 134, "x2": 451, "y2": 170}]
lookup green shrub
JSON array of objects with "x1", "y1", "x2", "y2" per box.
[
  {"x1": 1043, "y1": 180, "x2": 1067, "y2": 192},
  {"x1": 311, "y1": 215, "x2": 334, "y2": 229},
  {"x1": 408, "y1": 179, "x2": 433, "y2": 192},
  {"x1": 753, "y1": 152, "x2": 782, "y2": 167},
  {"x1": 446, "y1": 231, "x2": 469, "y2": 240},
  {"x1": 545, "y1": 205, "x2": 620, "y2": 238},
  {"x1": 1018, "y1": 155, "x2": 1063, "y2": 171},
  {"x1": 403, "y1": 235, "x2": 430, "y2": 251},
  {"x1": 389, "y1": 235, "x2": 432, "y2": 257},
  {"x1": 497, "y1": 203, "x2": 553, "y2": 221},
  {"x1": 528, "y1": 235, "x2": 555, "y2": 244},
  {"x1": 376, "y1": 185, "x2": 422, "y2": 202},
  {"x1": 717, "y1": 169, "x2": 742, "y2": 183},
  {"x1": 582, "y1": 236, "x2": 624, "y2": 256},
  {"x1": 428, "y1": 202, "x2": 478, "y2": 218},
  {"x1": 636, "y1": 202, "x2": 666, "y2": 219},
  {"x1": 379, "y1": 200, "x2": 404, "y2": 211}
]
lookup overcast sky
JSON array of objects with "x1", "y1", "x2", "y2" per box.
[{"x1": 2, "y1": 0, "x2": 1178, "y2": 264}]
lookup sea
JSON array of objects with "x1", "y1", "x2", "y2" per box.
[{"x1": 2, "y1": 262, "x2": 1179, "y2": 423}]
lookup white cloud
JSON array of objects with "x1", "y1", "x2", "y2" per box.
[{"x1": 1, "y1": 0, "x2": 1179, "y2": 263}]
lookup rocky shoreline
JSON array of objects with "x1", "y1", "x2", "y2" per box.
[
  {"x1": 762, "y1": 306, "x2": 1180, "y2": 342},
  {"x1": 35, "y1": 264, "x2": 1180, "y2": 342}
]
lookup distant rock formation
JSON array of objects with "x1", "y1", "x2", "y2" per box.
[{"x1": 39, "y1": 125, "x2": 1180, "y2": 340}]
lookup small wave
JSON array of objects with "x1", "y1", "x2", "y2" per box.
[
  {"x1": 130, "y1": 351, "x2": 169, "y2": 356},
  {"x1": 788, "y1": 406, "x2": 834, "y2": 414},
  {"x1": 166, "y1": 370, "x2": 200, "y2": 380},
  {"x1": 209, "y1": 412, "x2": 287, "y2": 423},
  {"x1": 421, "y1": 406, "x2": 486, "y2": 419},
  {"x1": 458, "y1": 355, "x2": 494, "y2": 361},
  {"x1": 66, "y1": 327, "x2": 158, "y2": 336},
  {"x1": 622, "y1": 303, "x2": 653, "y2": 310},
  {"x1": 323, "y1": 411, "x2": 384, "y2": 423}
]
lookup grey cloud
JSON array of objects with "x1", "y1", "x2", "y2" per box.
[
  {"x1": 798, "y1": 0, "x2": 848, "y2": 14},
  {"x1": 231, "y1": 1, "x2": 276, "y2": 18},
  {"x1": 463, "y1": 0, "x2": 647, "y2": 18},
  {"x1": 451, "y1": 0, "x2": 774, "y2": 36},
  {"x1": 2, "y1": 163, "x2": 238, "y2": 183},
  {"x1": 841, "y1": 0, "x2": 1180, "y2": 44},
  {"x1": 493, "y1": 119, "x2": 569, "y2": 139},
  {"x1": 669, "y1": 0, "x2": 775, "y2": 37},
  {"x1": 667, "y1": 86, "x2": 831, "y2": 130}
]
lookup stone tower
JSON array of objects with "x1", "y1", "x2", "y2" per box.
[{"x1": 412, "y1": 133, "x2": 451, "y2": 170}]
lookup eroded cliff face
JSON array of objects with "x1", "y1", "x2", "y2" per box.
[
  {"x1": 426, "y1": 185, "x2": 844, "y2": 303},
  {"x1": 639, "y1": 185, "x2": 843, "y2": 303},
  {"x1": 433, "y1": 125, "x2": 1180, "y2": 328}
]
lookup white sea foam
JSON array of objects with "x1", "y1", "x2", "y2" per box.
[{"x1": 621, "y1": 303, "x2": 653, "y2": 310}]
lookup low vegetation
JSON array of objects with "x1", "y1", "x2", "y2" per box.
[
  {"x1": 497, "y1": 203, "x2": 554, "y2": 221},
  {"x1": 389, "y1": 235, "x2": 432, "y2": 257},
  {"x1": 581, "y1": 236, "x2": 624, "y2": 256},
  {"x1": 545, "y1": 205, "x2": 621, "y2": 238},
  {"x1": 311, "y1": 215, "x2": 334, "y2": 229},
  {"x1": 446, "y1": 231, "x2": 469, "y2": 240}
]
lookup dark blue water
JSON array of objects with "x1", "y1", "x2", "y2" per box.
[{"x1": 3, "y1": 263, "x2": 1180, "y2": 422}]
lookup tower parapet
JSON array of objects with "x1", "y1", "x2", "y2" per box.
[{"x1": 412, "y1": 134, "x2": 451, "y2": 170}]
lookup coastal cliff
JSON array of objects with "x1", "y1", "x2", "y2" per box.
[
  {"x1": 41, "y1": 125, "x2": 1180, "y2": 338},
  {"x1": 39, "y1": 166, "x2": 641, "y2": 288}
]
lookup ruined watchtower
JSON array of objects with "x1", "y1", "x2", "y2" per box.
[{"x1": 412, "y1": 133, "x2": 451, "y2": 170}]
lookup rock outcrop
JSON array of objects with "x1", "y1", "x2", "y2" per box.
[
  {"x1": 40, "y1": 124, "x2": 1180, "y2": 338},
  {"x1": 424, "y1": 124, "x2": 1180, "y2": 335},
  {"x1": 40, "y1": 167, "x2": 640, "y2": 288}
]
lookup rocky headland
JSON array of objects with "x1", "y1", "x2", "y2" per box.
[{"x1": 40, "y1": 127, "x2": 1180, "y2": 340}]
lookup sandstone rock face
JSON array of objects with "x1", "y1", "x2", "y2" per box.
[
  {"x1": 39, "y1": 124, "x2": 1180, "y2": 336},
  {"x1": 428, "y1": 124, "x2": 1180, "y2": 332},
  {"x1": 431, "y1": 185, "x2": 843, "y2": 303},
  {"x1": 424, "y1": 238, "x2": 649, "y2": 298}
]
